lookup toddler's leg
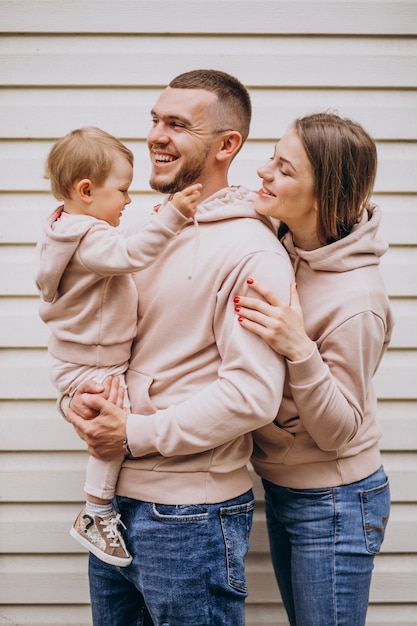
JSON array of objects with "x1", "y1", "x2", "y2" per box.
[{"x1": 70, "y1": 456, "x2": 132, "y2": 567}]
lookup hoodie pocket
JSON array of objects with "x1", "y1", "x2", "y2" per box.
[
  {"x1": 125, "y1": 369, "x2": 157, "y2": 415},
  {"x1": 252, "y1": 420, "x2": 295, "y2": 464}
]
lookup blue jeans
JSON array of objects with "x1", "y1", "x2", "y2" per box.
[
  {"x1": 89, "y1": 490, "x2": 254, "y2": 626},
  {"x1": 263, "y1": 467, "x2": 390, "y2": 626}
]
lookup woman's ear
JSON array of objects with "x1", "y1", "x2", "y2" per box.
[
  {"x1": 76, "y1": 179, "x2": 93, "y2": 204},
  {"x1": 215, "y1": 131, "x2": 243, "y2": 162}
]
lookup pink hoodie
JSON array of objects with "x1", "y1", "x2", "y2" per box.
[
  {"x1": 116, "y1": 186, "x2": 295, "y2": 505},
  {"x1": 35, "y1": 203, "x2": 188, "y2": 368},
  {"x1": 251, "y1": 205, "x2": 395, "y2": 489}
]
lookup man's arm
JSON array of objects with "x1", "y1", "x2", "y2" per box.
[{"x1": 69, "y1": 249, "x2": 294, "y2": 460}]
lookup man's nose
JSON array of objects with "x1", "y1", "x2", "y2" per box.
[{"x1": 148, "y1": 123, "x2": 169, "y2": 145}]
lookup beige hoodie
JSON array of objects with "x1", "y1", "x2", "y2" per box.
[
  {"x1": 35, "y1": 203, "x2": 189, "y2": 368},
  {"x1": 251, "y1": 205, "x2": 395, "y2": 489},
  {"x1": 116, "y1": 186, "x2": 295, "y2": 505}
]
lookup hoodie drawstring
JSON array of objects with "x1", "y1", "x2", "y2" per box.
[{"x1": 187, "y1": 215, "x2": 199, "y2": 280}]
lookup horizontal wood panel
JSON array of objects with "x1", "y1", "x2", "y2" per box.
[
  {"x1": 2, "y1": 400, "x2": 416, "y2": 453},
  {"x1": 1, "y1": 88, "x2": 417, "y2": 140},
  {"x1": 0, "y1": 7, "x2": 415, "y2": 622},
  {"x1": 0, "y1": 299, "x2": 50, "y2": 347},
  {"x1": 246, "y1": 554, "x2": 417, "y2": 604},
  {"x1": 229, "y1": 144, "x2": 417, "y2": 194},
  {"x1": 1, "y1": 140, "x2": 416, "y2": 193},
  {"x1": 0, "y1": 400, "x2": 84, "y2": 451},
  {"x1": 0, "y1": 605, "x2": 91, "y2": 625},
  {"x1": 379, "y1": 401, "x2": 417, "y2": 451},
  {"x1": 270, "y1": 454, "x2": 394, "y2": 508},
  {"x1": 0, "y1": 193, "x2": 416, "y2": 246},
  {"x1": 0, "y1": 450, "x2": 415, "y2": 503},
  {"x1": 0, "y1": 452, "x2": 87, "y2": 502},
  {"x1": 1, "y1": 244, "x2": 415, "y2": 299},
  {"x1": 0, "y1": 347, "x2": 415, "y2": 400},
  {"x1": 3, "y1": 501, "x2": 416, "y2": 554},
  {"x1": 1, "y1": 1, "x2": 417, "y2": 35},
  {"x1": 365, "y1": 605, "x2": 417, "y2": 626},
  {"x1": 1, "y1": 503, "x2": 87, "y2": 553},
  {"x1": 1, "y1": 36, "x2": 417, "y2": 88},
  {"x1": 381, "y1": 452, "x2": 417, "y2": 503},
  {"x1": 1, "y1": 295, "x2": 415, "y2": 350},
  {"x1": 384, "y1": 299, "x2": 417, "y2": 349},
  {"x1": 378, "y1": 249, "x2": 417, "y2": 297},
  {"x1": 0, "y1": 604, "x2": 416, "y2": 626},
  {"x1": 0, "y1": 191, "x2": 156, "y2": 244},
  {"x1": 375, "y1": 196, "x2": 417, "y2": 245},
  {"x1": 374, "y1": 351, "x2": 417, "y2": 400},
  {"x1": 250, "y1": 503, "x2": 417, "y2": 554},
  {"x1": 370, "y1": 555, "x2": 417, "y2": 603},
  {"x1": 0, "y1": 555, "x2": 90, "y2": 604},
  {"x1": 0, "y1": 553, "x2": 416, "y2": 605}
]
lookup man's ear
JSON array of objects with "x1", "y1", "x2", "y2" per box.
[
  {"x1": 216, "y1": 131, "x2": 243, "y2": 162},
  {"x1": 76, "y1": 179, "x2": 93, "y2": 204}
]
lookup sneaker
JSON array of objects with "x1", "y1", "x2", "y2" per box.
[{"x1": 70, "y1": 507, "x2": 132, "y2": 567}]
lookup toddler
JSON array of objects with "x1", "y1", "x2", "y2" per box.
[{"x1": 35, "y1": 126, "x2": 200, "y2": 567}]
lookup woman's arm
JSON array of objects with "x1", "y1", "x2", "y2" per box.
[{"x1": 234, "y1": 277, "x2": 387, "y2": 451}]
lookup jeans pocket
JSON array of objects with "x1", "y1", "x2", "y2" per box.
[
  {"x1": 360, "y1": 478, "x2": 390, "y2": 554},
  {"x1": 220, "y1": 499, "x2": 254, "y2": 593},
  {"x1": 151, "y1": 503, "x2": 209, "y2": 522}
]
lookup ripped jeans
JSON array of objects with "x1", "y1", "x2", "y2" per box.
[
  {"x1": 89, "y1": 490, "x2": 254, "y2": 626},
  {"x1": 263, "y1": 466, "x2": 390, "y2": 626}
]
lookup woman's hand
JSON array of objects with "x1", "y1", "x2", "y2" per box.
[{"x1": 234, "y1": 279, "x2": 315, "y2": 361}]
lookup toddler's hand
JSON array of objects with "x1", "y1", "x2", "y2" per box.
[{"x1": 172, "y1": 183, "x2": 202, "y2": 218}]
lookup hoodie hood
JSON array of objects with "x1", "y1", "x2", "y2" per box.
[
  {"x1": 283, "y1": 205, "x2": 388, "y2": 274},
  {"x1": 160, "y1": 185, "x2": 277, "y2": 231},
  {"x1": 34, "y1": 207, "x2": 100, "y2": 302},
  {"x1": 159, "y1": 185, "x2": 278, "y2": 280}
]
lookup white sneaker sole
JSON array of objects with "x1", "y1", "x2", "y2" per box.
[{"x1": 70, "y1": 527, "x2": 132, "y2": 567}]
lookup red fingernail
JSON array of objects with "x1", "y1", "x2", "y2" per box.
[
  {"x1": 234, "y1": 306, "x2": 241, "y2": 312},
  {"x1": 233, "y1": 296, "x2": 240, "y2": 303},
  {"x1": 247, "y1": 277, "x2": 254, "y2": 285},
  {"x1": 238, "y1": 317, "x2": 243, "y2": 323}
]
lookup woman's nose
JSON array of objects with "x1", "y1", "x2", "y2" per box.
[{"x1": 257, "y1": 161, "x2": 272, "y2": 180}]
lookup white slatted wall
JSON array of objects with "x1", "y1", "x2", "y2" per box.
[{"x1": 0, "y1": 1, "x2": 416, "y2": 624}]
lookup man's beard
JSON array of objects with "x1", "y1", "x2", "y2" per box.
[{"x1": 150, "y1": 146, "x2": 210, "y2": 194}]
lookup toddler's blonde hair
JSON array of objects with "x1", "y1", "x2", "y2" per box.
[{"x1": 45, "y1": 126, "x2": 134, "y2": 200}]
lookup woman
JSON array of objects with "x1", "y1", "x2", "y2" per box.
[{"x1": 233, "y1": 113, "x2": 393, "y2": 625}]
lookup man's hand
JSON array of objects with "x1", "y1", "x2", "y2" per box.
[
  {"x1": 67, "y1": 376, "x2": 128, "y2": 459},
  {"x1": 69, "y1": 377, "x2": 111, "y2": 420}
]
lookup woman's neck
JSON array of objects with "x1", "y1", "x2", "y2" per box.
[{"x1": 291, "y1": 227, "x2": 322, "y2": 251}]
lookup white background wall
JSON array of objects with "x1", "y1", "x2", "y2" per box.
[{"x1": 0, "y1": 1, "x2": 416, "y2": 624}]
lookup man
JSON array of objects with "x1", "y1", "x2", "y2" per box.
[{"x1": 65, "y1": 70, "x2": 293, "y2": 625}]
